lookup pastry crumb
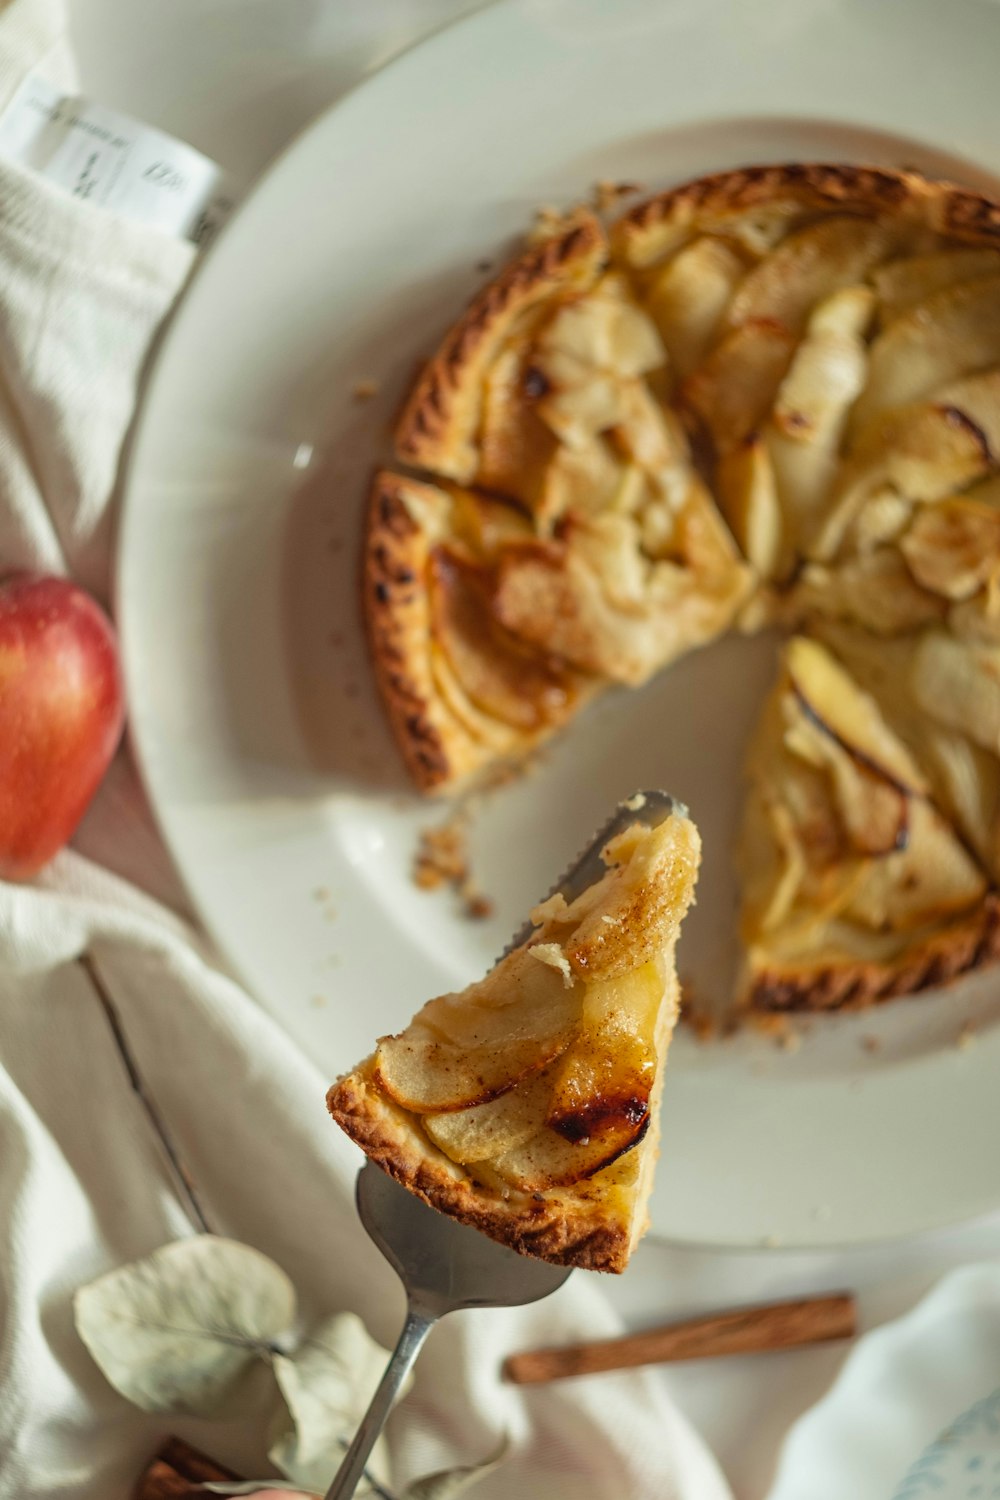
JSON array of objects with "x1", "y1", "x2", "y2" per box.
[
  {"x1": 761, "y1": 1233, "x2": 783, "y2": 1249},
  {"x1": 593, "y1": 179, "x2": 644, "y2": 212},
  {"x1": 861, "y1": 1034, "x2": 881, "y2": 1054},
  {"x1": 747, "y1": 1011, "x2": 800, "y2": 1048},
  {"x1": 352, "y1": 378, "x2": 379, "y2": 400},
  {"x1": 529, "y1": 942, "x2": 574, "y2": 986},
  {"x1": 686, "y1": 1007, "x2": 719, "y2": 1043},
  {"x1": 310, "y1": 994, "x2": 328, "y2": 1009},
  {"x1": 956, "y1": 1021, "x2": 977, "y2": 1050},
  {"x1": 413, "y1": 804, "x2": 495, "y2": 921},
  {"x1": 463, "y1": 889, "x2": 494, "y2": 921}
]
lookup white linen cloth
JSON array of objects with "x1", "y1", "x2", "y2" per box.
[{"x1": 0, "y1": 2, "x2": 733, "y2": 1496}]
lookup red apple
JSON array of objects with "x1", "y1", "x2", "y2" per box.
[{"x1": 0, "y1": 573, "x2": 125, "y2": 881}]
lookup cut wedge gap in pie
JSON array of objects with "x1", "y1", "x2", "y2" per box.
[{"x1": 327, "y1": 807, "x2": 700, "y2": 1271}]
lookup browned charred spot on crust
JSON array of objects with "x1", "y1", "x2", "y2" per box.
[
  {"x1": 394, "y1": 212, "x2": 605, "y2": 471},
  {"x1": 749, "y1": 894, "x2": 1000, "y2": 1013},
  {"x1": 782, "y1": 409, "x2": 811, "y2": 434},
  {"x1": 523, "y1": 365, "x2": 551, "y2": 400},
  {"x1": 550, "y1": 1094, "x2": 649, "y2": 1143},
  {"x1": 892, "y1": 813, "x2": 911, "y2": 855},
  {"x1": 937, "y1": 403, "x2": 994, "y2": 463},
  {"x1": 327, "y1": 1073, "x2": 633, "y2": 1271},
  {"x1": 617, "y1": 163, "x2": 948, "y2": 253},
  {"x1": 791, "y1": 682, "x2": 915, "y2": 801}
]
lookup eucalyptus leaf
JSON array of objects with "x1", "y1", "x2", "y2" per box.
[
  {"x1": 402, "y1": 1435, "x2": 512, "y2": 1500},
  {"x1": 269, "y1": 1312, "x2": 405, "y2": 1495},
  {"x1": 74, "y1": 1235, "x2": 296, "y2": 1415}
]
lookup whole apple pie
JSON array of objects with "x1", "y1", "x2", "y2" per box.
[{"x1": 363, "y1": 163, "x2": 1000, "y2": 1014}]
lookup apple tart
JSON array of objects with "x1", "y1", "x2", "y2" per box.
[
  {"x1": 361, "y1": 161, "x2": 1000, "y2": 1014},
  {"x1": 328, "y1": 808, "x2": 700, "y2": 1271}
]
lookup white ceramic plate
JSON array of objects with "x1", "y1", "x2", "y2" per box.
[
  {"x1": 118, "y1": 0, "x2": 1000, "y2": 1249},
  {"x1": 768, "y1": 1263, "x2": 1000, "y2": 1500}
]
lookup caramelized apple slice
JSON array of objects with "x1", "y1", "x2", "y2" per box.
[
  {"x1": 766, "y1": 287, "x2": 874, "y2": 538},
  {"x1": 428, "y1": 546, "x2": 578, "y2": 731},
  {"x1": 793, "y1": 550, "x2": 944, "y2": 635},
  {"x1": 784, "y1": 698, "x2": 909, "y2": 859},
  {"x1": 738, "y1": 787, "x2": 808, "y2": 939},
  {"x1": 912, "y1": 629, "x2": 1000, "y2": 755},
  {"x1": 535, "y1": 435, "x2": 624, "y2": 526},
  {"x1": 536, "y1": 273, "x2": 665, "y2": 378},
  {"x1": 425, "y1": 1067, "x2": 554, "y2": 1164},
  {"x1": 715, "y1": 433, "x2": 785, "y2": 577},
  {"x1": 850, "y1": 273, "x2": 1000, "y2": 433},
  {"x1": 488, "y1": 1113, "x2": 649, "y2": 1192},
  {"x1": 950, "y1": 583, "x2": 1000, "y2": 645},
  {"x1": 545, "y1": 961, "x2": 662, "y2": 1137},
  {"x1": 723, "y1": 216, "x2": 896, "y2": 335},
  {"x1": 644, "y1": 236, "x2": 747, "y2": 377},
  {"x1": 872, "y1": 248, "x2": 1000, "y2": 320},
  {"x1": 476, "y1": 341, "x2": 559, "y2": 507},
  {"x1": 486, "y1": 968, "x2": 664, "y2": 1190},
  {"x1": 535, "y1": 363, "x2": 629, "y2": 448},
  {"x1": 847, "y1": 798, "x2": 987, "y2": 932},
  {"x1": 784, "y1": 636, "x2": 927, "y2": 794},
  {"x1": 813, "y1": 618, "x2": 1000, "y2": 881},
  {"x1": 374, "y1": 942, "x2": 582, "y2": 1113},
  {"x1": 901, "y1": 493, "x2": 1000, "y2": 601},
  {"x1": 450, "y1": 488, "x2": 534, "y2": 559},
  {"x1": 494, "y1": 500, "x2": 748, "y2": 686},
  {"x1": 811, "y1": 371, "x2": 1000, "y2": 561},
  {"x1": 681, "y1": 320, "x2": 796, "y2": 450}
]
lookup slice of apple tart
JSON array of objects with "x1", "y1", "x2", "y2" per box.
[
  {"x1": 328, "y1": 804, "x2": 700, "y2": 1271},
  {"x1": 739, "y1": 636, "x2": 994, "y2": 1011}
]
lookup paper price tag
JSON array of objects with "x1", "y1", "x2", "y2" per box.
[{"x1": 0, "y1": 73, "x2": 234, "y2": 243}]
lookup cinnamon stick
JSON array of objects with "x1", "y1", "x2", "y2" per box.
[
  {"x1": 502, "y1": 1292, "x2": 856, "y2": 1385},
  {"x1": 134, "y1": 1437, "x2": 240, "y2": 1498}
]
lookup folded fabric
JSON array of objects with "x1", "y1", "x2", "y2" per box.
[{"x1": 0, "y1": 2, "x2": 732, "y2": 1496}]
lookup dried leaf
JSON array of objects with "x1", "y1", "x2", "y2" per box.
[
  {"x1": 74, "y1": 1235, "x2": 295, "y2": 1416},
  {"x1": 402, "y1": 1435, "x2": 512, "y2": 1500},
  {"x1": 269, "y1": 1312, "x2": 405, "y2": 1494}
]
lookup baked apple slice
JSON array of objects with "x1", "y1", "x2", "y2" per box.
[
  {"x1": 851, "y1": 273, "x2": 1000, "y2": 433},
  {"x1": 328, "y1": 803, "x2": 700, "y2": 1271},
  {"x1": 872, "y1": 248, "x2": 1000, "y2": 321}
]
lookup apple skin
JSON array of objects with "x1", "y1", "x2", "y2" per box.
[{"x1": 0, "y1": 573, "x2": 125, "y2": 881}]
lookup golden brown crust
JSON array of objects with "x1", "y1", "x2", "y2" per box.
[
  {"x1": 364, "y1": 470, "x2": 582, "y2": 792},
  {"x1": 364, "y1": 470, "x2": 479, "y2": 790},
  {"x1": 747, "y1": 893, "x2": 1000, "y2": 1012},
  {"x1": 395, "y1": 214, "x2": 608, "y2": 482},
  {"x1": 327, "y1": 1069, "x2": 630, "y2": 1272},
  {"x1": 613, "y1": 162, "x2": 1000, "y2": 268}
]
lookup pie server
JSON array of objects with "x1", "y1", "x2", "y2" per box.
[{"x1": 323, "y1": 789, "x2": 683, "y2": 1500}]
